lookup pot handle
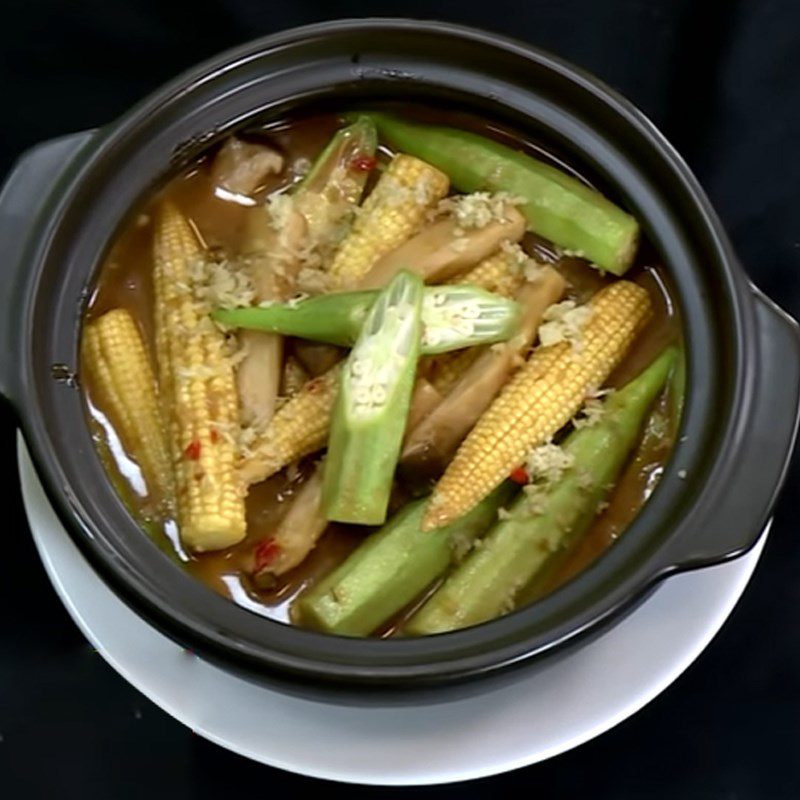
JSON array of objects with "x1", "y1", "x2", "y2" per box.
[
  {"x1": 659, "y1": 286, "x2": 800, "y2": 573},
  {"x1": 0, "y1": 130, "x2": 96, "y2": 406}
]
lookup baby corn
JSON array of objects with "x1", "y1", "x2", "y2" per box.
[
  {"x1": 458, "y1": 245, "x2": 528, "y2": 297},
  {"x1": 240, "y1": 363, "x2": 447, "y2": 487},
  {"x1": 422, "y1": 280, "x2": 652, "y2": 530},
  {"x1": 328, "y1": 154, "x2": 449, "y2": 287},
  {"x1": 82, "y1": 308, "x2": 174, "y2": 507},
  {"x1": 153, "y1": 202, "x2": 247, "y2": 552},
  {"x1": 239, "y1": 364, "x2": 342, "y2": 485}
]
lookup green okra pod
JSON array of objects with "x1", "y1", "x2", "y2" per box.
[
  {"x1": 407, "y1": 346, "x2": 677, "y2": 635},
  {"x1": 356, "y1": 112, "x2": 639, "y2": 275},
  {"x1": 322, "y1": 270, "x2": 424, "y2": 524},
  {"x1": 298, "y1": 483, "x2": 514, "y2": 637},
  {"x1": 293, "y1": 117, "x2": 378, "y2": 246},
  {"x1": 212, "y1": 284, "x2": 521, "y2": 355}
]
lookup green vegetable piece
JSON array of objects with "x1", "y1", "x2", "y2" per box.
[
  {"x1": 668, "y1": 344, "x2": 686, "y2": 437},
  {"x1": 215, "y1": 292, "x2": 375, "y2": 347},
  {"x1": 297, "y1": 483, "x2": 514, "y2": 637},
  {"x1": 356, "y1": 112, "x2": 639, "y2": 275},
  {"x1": 297, "y1": 117, "x2": 377, "y2": 195},
  {"x1": 419, "y1": 284, "x2": 521, "y2": 354},
  {"x1": 322, "y1": 270, "x2": 424, "y2": 524},
  {"x1": 212, "y1": 285, "x2": 520, "y2": 355},
  {"x1": 293, "y1": 118, "x2": 378, "y2": 243},
  {"x1": 407, "y1": 346, "x2": 677, "y2": 635}
]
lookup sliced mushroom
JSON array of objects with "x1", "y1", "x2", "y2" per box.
[{"x1": 357, "y1": 204, "x2": 526, "y2": 289}]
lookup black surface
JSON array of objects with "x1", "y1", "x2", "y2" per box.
[
  {"x1": 1, "y1": 1, "x2": 799, "y2": 797},
  {"x1": 13, "y1": 19, "x2": 795, "y2": 697}
]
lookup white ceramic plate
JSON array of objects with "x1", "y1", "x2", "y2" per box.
[{"x1": 19, "y1": 436, "x2": 765, "y2": 785}]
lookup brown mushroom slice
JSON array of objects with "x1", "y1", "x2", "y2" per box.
[
  {"x1": 292, "y1": 341, "x2": 345, "y2": 378},
  {"x1": 249, "y1": 468, "x2": 329, "y2": 586},
  {"x1": 211, "y1": 138, "x2": 284, "y2": 197},
  {"x1": 356, "y1": 204, "x2": 526, "y2": 289},
  {"x1": 236, "y1": 207, "x2": 308, "y2": 428},
  {"x1": 281, "y1": 355, "x2": 310, "y2": 398},
  {"x1": 406, "y1": 377, "x2": 444, "y2": 430},
  {"x1": 401, "y1": 267, "x2": 567, "y2": 474}
]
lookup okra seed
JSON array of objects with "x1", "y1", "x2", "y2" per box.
[
  {"x1": 354, "y1": 386, "x2": 372, "y2": 405},
  {"x1": 371, "y1": 385, "x2": 387, "y2": 404}
]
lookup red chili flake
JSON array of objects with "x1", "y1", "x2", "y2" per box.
[
  {"x1": 254, "y1": 538, "x2": 282, "y2": 572},
  {"x1": 509, "y1": 466, "x2": 529, "y2": 485},
  {"x1": 184, "y1": 439, "x2": 202, "y2": 460},
  {"x1": 350, "y1": 154, "x2": 377, "y2": 172},
  {"x1": 306, "y1": 377, "x2": 325, "y2": 394},
  {"x1": 209, "y1": 428, "x2": 219, "y2": 444}
]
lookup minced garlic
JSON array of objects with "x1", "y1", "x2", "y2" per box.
[
  {"x1": 526, "y1": 442, "x2": 575, "y2": 484},
  {"x1": 520, "y1": 442, "x2": 576, "y2": 515},
  {"x1": 450, "y1": 530, "x2": 475, "y2": 562},
  {"x1": 499, "y1": 239, "x2": 546, "y2": 282},
  {"x1": 538, "y1": 300, "x2": 593, "y2": 349},
  {"x1": 573, "y1": 397, "x2": 605, "y2": 429},
  {"x1": 266, "y1": 191, "x2": 295, "y2": 232},
  {"x1": 295, "y1": 266, "x2": 333, "y2": 295},
  {"x1": 438, "y1": 191, "x2": 523, "y2": 230},
  {"x1": 292, "y1": 156, "x2": 312, "y2": 179},
  {"x1": 207, "y1": 261, "x2": 256, "y2": 310}
]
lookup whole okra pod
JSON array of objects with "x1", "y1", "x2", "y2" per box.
[
  {"x1": 357, "y1": 112, "x2": 639, "y2": 275},
  {"x1": 322, "y1": 270, "x2": 424, "y2": 524},
  {"x1": 407, "y1": 346, "x2": 677, "y2": 635},
  {"x1": 297, "y1": 483, "x2": 514, "y2": 636},
  {"x1": 212, "y1": 284, "x2": 521, "y2": 355}
]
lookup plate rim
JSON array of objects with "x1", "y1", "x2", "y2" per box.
[{"x1": 18, "y1": 434, "x2": 766, "y2": 785}]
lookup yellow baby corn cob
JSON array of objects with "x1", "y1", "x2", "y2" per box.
[
  {"x1": 424, "y1": 245, "x2": 530, "y2": 394},
  {"x1": 457, "y1": 245, "x2": 528, "y2": 297},
  {"x1": 82, "y1": 308, "x2": 174, "y2": 506},
  {"x1": 240, "y1": 364, "x2": 446, "y2": 486},
  {"x1": 239, "y1": 364, "x2": 342, "y2": 485},
  {"x1": 422, "y1": 280, "x2": 652, "y2": 530},
  {"x1": 153, "y1": 202, "x2": 247, "y2": 552},
  {"x1": 328, "y1": 154, "x2": 449, "y2": 287}
]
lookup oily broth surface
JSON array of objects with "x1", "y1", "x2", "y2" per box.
[{"x1": 82, "y1": 107, "x2": 681, "y2": 633}]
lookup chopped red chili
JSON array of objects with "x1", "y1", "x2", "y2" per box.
[
  {"x1": 350, "y1": 154, "x2": 377, "y2": 172},
  {"x1": 509, "y1": 466, "x2": 529, "y2": 485},
  {"x1": 254, "y1": 538, "x2": 282, "y2": 573},
  {"x1": 184, "y1": 439, "x2": 202, "y2": 460}
]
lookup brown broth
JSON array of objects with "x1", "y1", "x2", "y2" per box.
[{"x1": 82, "y1": 106, "x2": 682, "y2": 635}]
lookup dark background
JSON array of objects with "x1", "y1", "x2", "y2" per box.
[{"x1": 2, "y1": 1, "x2": 799, "y2": 797}]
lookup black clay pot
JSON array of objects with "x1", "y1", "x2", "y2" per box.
[{"x1": 2, "y1": 19, "x2": 799, "y2": 692}]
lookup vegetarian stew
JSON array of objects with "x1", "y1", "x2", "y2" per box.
[{"x1": 81, "y1": 107, "x2": 682, "y2": 637}]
